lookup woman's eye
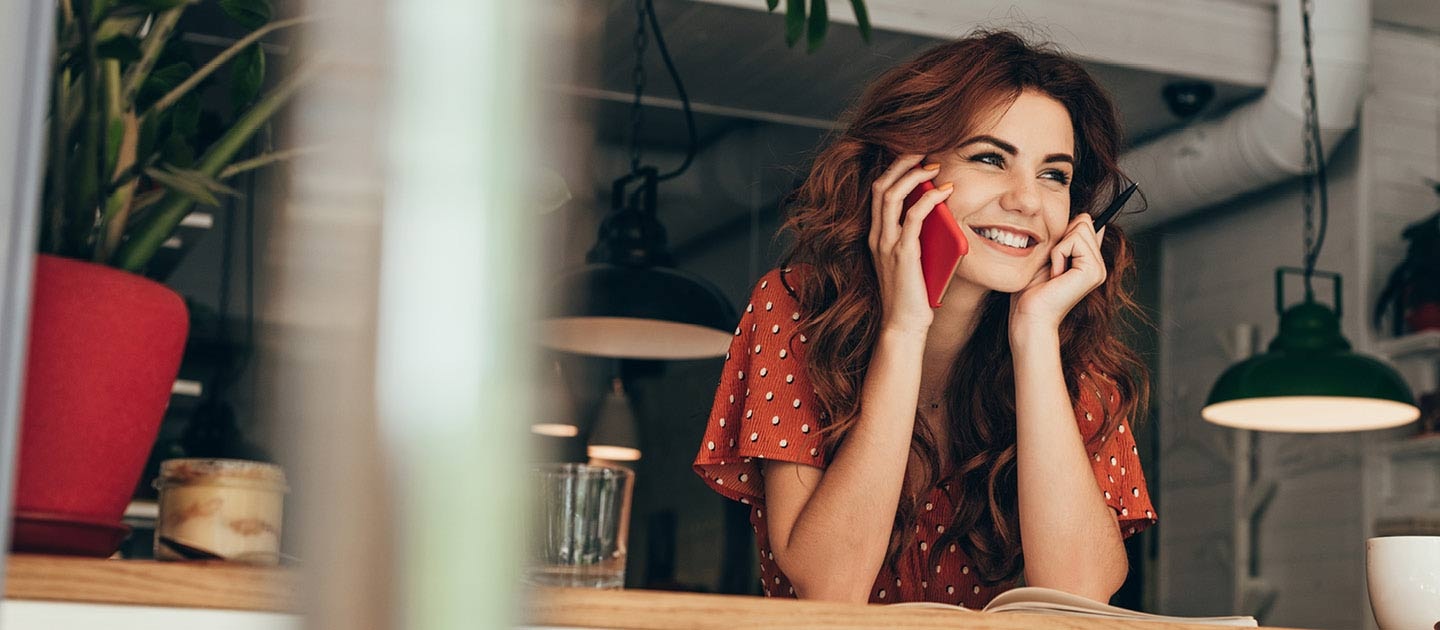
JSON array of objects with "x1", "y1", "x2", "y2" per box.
[
  {"x1": 969, "y1": 153, "x2": 1070, "y2": 185},
  {"x1": 970, "y1": 153, "x2": 1004, "y2": 167}
]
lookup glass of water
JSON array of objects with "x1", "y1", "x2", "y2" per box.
[{"x1": 524, "y1": 463, "x2": 634, "y2": 589}]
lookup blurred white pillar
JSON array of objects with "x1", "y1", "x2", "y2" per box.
[
  {"x1": 268, "y1": 1, "x2": 393, "y2": 629},
  {"x1": 376, "y1": 0, "x2": 546, "y2": 628},
  {"x1": 0, "y1": 0, "x2": 55, "y2": 596}
]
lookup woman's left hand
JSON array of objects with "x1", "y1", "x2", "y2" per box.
[{"x1": 1008, "y1": 213, "x2": 1107, "y2": 333}]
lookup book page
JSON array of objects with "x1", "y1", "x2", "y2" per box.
[{"x1": 982, "y1": 587, "x2": 1257, "y2": 627}]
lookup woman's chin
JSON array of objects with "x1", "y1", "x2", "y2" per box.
[{"x1": 955, "y1": 272, "x2": 1030, "y2": 295}]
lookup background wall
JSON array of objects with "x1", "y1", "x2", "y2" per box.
[{"x1": 1155, "y1": 25, "x2": 1440, "y2": 630}]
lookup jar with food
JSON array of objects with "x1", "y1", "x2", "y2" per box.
[{"x1": 153, "y1": 459, "x2": 288, "y2": 564}]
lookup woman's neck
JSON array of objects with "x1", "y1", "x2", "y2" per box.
[{"x1": 920, "y1": 278, "x2": 990, "y2": 390}]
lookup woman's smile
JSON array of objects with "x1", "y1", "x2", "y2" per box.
[{"x1": 969, "y1": 225, "x2": 1040, "y2": 258}]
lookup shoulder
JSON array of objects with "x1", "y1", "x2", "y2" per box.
[
  {"x1": 740, "y1": 268, "x2": 807, "y2": 331},
  {"x1": 748, "y1": 266, "x2": 808, "y2": 304},
  {"x1": 733, "y1": 268, "x2": 817, "y2": 381}
]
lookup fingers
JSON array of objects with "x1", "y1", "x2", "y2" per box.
[
  {"x1": 870, "y1": 154, "x2": 926, "y2": 250},
  {"x1": 897, "y1": 182, "x2": 953, "y2": 246},
  {"x1": 869, "y1": 154, "x2": 942, "y2": 255},
  {"x1": 871, "y1": 153, "x2": 927, "y2": 198},
  {"x1": 1050, "y1": 214, "x2": 1107, "y2": 282},
  {"x1": 880, "y1": 163, "x2": 942, "y2": 246},
  {"x1": 1051, "y1": 242, "x2": 1066, "y2": 278}
]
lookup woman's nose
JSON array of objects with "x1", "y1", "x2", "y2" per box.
[{"x1": 999, "y1": 173, "x2": 1043, "y2": 216}]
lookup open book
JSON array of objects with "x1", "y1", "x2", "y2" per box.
[{"x1": 891, "y1": 587, "x2": 1257, "y2": 627}]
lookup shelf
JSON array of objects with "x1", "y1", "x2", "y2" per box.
[
  {"x1": 1371, "y1": 432, "x2": 1440, "y2": 457},
  {"x1": 1374, "y1": 330, "x2": 1440, "y2": 362},
  {"x1": 4, "y1": 554, "x2": 297, "y2": 612}
]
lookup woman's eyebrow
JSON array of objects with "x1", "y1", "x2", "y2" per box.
[{"x1": 958, "y1": 135, "x2": 1074, "y2": 165}]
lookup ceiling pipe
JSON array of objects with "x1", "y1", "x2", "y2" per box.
[{"x1": 1120, "y1": 0, "x2": 1370, "y2": 231}]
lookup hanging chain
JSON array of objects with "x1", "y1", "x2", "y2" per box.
[
  {"x1": 628, "y1": 0, "x2": 649, "y2": 176},
  {"x1": 1298, "y1": 0, "x2": 1320, "y2": 299}
]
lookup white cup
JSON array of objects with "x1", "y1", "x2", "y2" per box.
[{"x1": 1367, "y1": 536, "x2": 1440, "y2": 630}]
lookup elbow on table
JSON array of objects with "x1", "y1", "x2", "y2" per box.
[
  {"x1": 789, "y1": 576, "x2": 874, "y2": 604},
  {"x1": 1026, "y1": 556, "x2": 1129, "y2": 603},
  {"x1": 778, "y1": 559, "x2": 874, "y2": 604}
]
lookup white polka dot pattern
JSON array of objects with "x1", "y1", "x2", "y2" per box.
[
  {"x1": 695, "y1": 269, "x2": 1158, "y2": 607},
  {"x1": 1079, "y1": 369, "x2": 1157, "y2": 539},
  {"x1": 694, "y1": 268, "x2": 827, "y2": 511}
]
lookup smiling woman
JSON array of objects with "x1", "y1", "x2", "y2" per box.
[{"x1": 692, "y1": 30, "x2": 1154, "y2": 607}]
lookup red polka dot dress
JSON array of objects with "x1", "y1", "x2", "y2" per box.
[{"x1": 692, "y1": 268, "x2": 1157, "y2": 606}]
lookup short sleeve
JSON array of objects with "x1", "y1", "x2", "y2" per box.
[
  {"x1": 693, "y1": 268, "x2": 827, "y2": 506},
  {"x1": 1077, "y1": 371, "x2": 1157, "y2": 539}
]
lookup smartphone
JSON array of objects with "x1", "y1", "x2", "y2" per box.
[{"x1": 903, "y1": 179, "x2": 969, "y2": 308}]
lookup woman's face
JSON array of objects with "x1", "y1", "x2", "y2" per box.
[{"x1": 928, "y1": 89, "x2": 1076, "y2": 294}]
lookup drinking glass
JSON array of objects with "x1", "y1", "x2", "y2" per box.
[{"x1": 524, "y1": 463, "x2": 634, "y2": 589}]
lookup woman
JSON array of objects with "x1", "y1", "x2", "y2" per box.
[{"x1": 692, "y1": 30, "x2": 1155, "y2": 606}]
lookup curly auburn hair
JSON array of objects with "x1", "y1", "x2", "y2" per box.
[{"x1": 776, "y1": 30, "x2": 1152, "y2": 586}]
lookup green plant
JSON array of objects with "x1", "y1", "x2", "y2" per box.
[
  {"x1": 40, "y1": 0, "x2": 311, "y2": 273},
  {"x1": 769, "y1": 0, "x2": 871, "y2": 52},
  {"x1": 1373, "y1": 205, "x2": 1440, "y2": 336}
]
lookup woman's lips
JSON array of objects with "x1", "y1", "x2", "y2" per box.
[{"x1": 969, "y1": 226, "x2": 1035, "y2": 258}]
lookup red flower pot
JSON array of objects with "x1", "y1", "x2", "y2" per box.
[
  {"x1": 12, "y1": 254, "x2": 188, "y2": 556},
  {"x1": 1406, "y1": 302, "x2": 1440, "y2": 334}
]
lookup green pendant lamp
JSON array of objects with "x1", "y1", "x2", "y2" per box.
[
  {"x1": 1202, "y1": 269, "x2": 1418, "y2": 432},
  {"x1": 540, "y1": 0, "x2": 735, "y2": 360},
  {"x1": 1202, "y1": 0, "x2": 1418, "y2": 432}
]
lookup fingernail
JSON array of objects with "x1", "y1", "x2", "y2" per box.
[
  {"x1": 923, "y1": 163, "x2": 941, "y2": 171},
  {"x1": 938, "y1": 182, "x2": 954, "y2": 191}
]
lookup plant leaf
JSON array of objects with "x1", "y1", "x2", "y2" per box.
[
  {"x1": 850, "y1": 0, "x2": 870, "y2": 43},
  {"x1": 138, "y1": 61, "x2": 192, "y2": 110},
  {"x1": 126, "y1": 0, "x2": 189, "y2": 10},
  {"x1": 171, "y1": 91, "x2": 200, "y2": 137},
  {"x1": 161, "y1": 132, "x2": 195, "y2": 167},
  {"x1": 105, "y1": 117, "x2": 125, "y2": 176},
  {"x1": 785, "y1": 0, "x2": 804, "y2": 47},
  {"x1": 136, "y1": 110, "x2": 162, "y2": 162},
  {"x1": 95, "y1": 16, "x2": 146, "y2": 42},
  {"x1": 807, "y1": 0, "x2": 828, "y2": 53},
  {"x1": 144, "y1": 165, "x2": 235, "y2": 207},
  {"x1": 96, "y1": 35, "x2": 142, "y2": 62},
  {"x1": 91, "y1": 0, "x2": 115, "y2": 22},
  {"x1": 219, "y1": 0, "x2": 272, "y2": 29},
  {"x1": 231, "y1": 44, "x2": 265, "y2": 111},
  {"x1": 766, "y1": 0, "x2": 778, "y2": 11}
]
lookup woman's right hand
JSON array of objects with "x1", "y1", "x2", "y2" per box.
[{"x1": 867, "y1": 153, "x2": 953, "y2": 336}]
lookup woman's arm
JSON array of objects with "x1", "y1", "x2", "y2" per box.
[
  {"x1": 1006, "y1": 206, "x2": 1128, "y2": 600},
  {"x1": 762, "y1": 328, "x2": 925, "y2": 603},
  {"x1": 1010, "y1": 324, "x2": 1128, "y2": 601},
  {"x1": 763, "y1": 155, "x2": 951, "y2": 603}
]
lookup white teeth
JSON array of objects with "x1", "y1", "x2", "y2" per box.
[{"x1": 979, "y1": 227, "x2": 1030, "y2": 249}]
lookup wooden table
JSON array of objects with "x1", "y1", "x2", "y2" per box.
[
  {"x1": 526, "y1": 588, "x2": 1310, "y2": 630},
  {"x1": 4, "y1": 554, "x2": 297, "y2": 612}
]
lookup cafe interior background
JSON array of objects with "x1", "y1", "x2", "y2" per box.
[{"x1": 0, "y1": 0, "x2": 1438, "y2": 628}]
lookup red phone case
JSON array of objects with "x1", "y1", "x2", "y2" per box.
[{"x1": 904, "y1": 180, "x2": 970, "y2": 308}]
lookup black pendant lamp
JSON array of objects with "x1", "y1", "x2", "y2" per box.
[
  {"x1": 1201, "y1": 0, "x2": 1418, "y2": 432},
  {"x1": 540, "y1": 0, "x2": 735, "y2": 360}
]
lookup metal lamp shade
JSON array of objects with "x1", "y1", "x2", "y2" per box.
[
  {"x1": 1202, "y1": 297, "x2": 1419, "y2": 432},
  {"x1": 1201, "y1": 350, "x2": 1419, "y2": 432},
  {"x1": 542, "y1": 264, "x2": 736, "y2": 360}
]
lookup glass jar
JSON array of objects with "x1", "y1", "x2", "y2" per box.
[{"x1": 153, "y1": 458, "x2": 288, "y2": 564}]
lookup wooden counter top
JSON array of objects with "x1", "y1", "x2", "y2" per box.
[
  {"x1": 526, "y1": 588, "x2": 1308, "y2": 630},
  {"x1": 4, "y1": 554, "x2": 297, "y2": 612}
]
